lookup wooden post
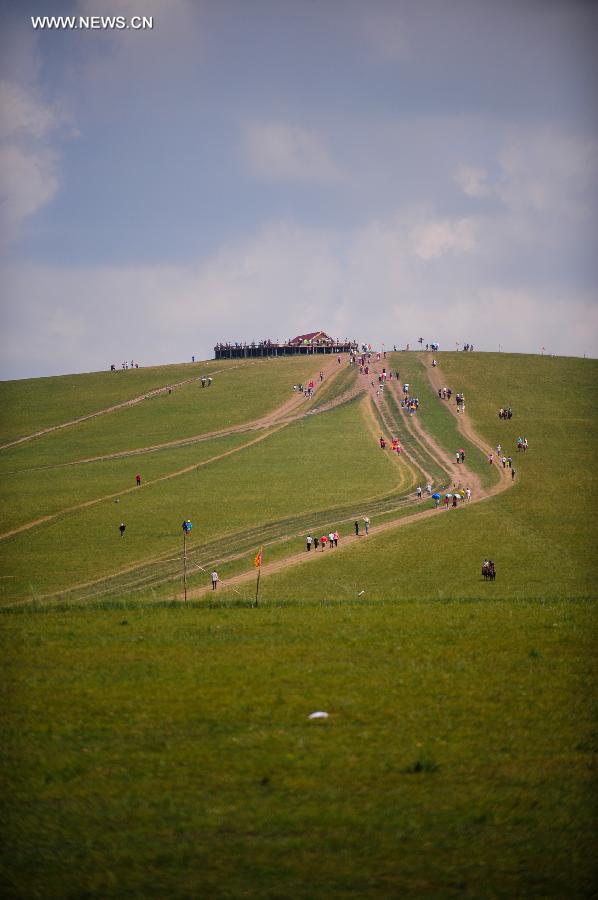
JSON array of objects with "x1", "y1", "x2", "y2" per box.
[{"x1": 254, "y1": 565, "x2": 261, "y2": 607}]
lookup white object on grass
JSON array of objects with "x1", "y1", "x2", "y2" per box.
[{"x1": 308, "y1": 711, "x2": 329, "y2": 719}]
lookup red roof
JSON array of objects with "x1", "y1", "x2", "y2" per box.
[{"x1": 290, "y1": 331, "x2": 333, "y2": 344}]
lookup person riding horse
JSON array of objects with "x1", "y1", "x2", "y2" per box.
[{"x1": 482, "y1": 560, "x2": 496, "y2": 581}]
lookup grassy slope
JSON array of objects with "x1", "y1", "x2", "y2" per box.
[
  {"x1": 0, "y1": 398, "x2": 406, "y2": 603},
  {"x1": 0, "y1": 356, "x2": 328, "y2": 472},
  {"x1": 0, "y1": 352, "x2": 596, "y2": 899},
  {"x1": 0, "y1": 360, "x2": 233, "y2": 443},
  {"x1": 238, "y1": 352, "x2": 596, "y2": 604}
]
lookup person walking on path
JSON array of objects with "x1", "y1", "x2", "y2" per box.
[
  {"x1": 444, "y1": 495, "x2": 450, "y2": 509},
  {"x1": 306, "y1": 534, "x2": 312, "y2": 552},
  {"x1": 136, "y1": 473, "x2": 141, "y2": 486},
  {"x1": 119, "y1": 522, "x2": 126, "y2": 537},
  {"x1": 333, "y1": 530, "x2": 339, "y2": 547},
  {"x1": 426, "y1": 483, "x2": 432, "y2": 495},
  {"x1": 460, "y1": 450, "x2": 465, "y2": 463},
  {"x1": 321, "y1": 534, "x2": 328, "y2": 551},
  {"x1": 455, "y1": 451, "x2": 460, "y2": 465},
  {"x1": 502, "y1": 456, "x2": 507, "y2": 468},
  {"x1": 313, "y1": 536, "x2": 319, "y2": 551},
  {"x1": 417, "y1": 486, "x2": 422, "y2": 499},
  {"x1": 354, "y1": 520, "x2": 360, "y2": 536},
  {"x1": 512, "y1": 467, "x2": 516, "y2": 481},
  {"x1": 466, "y1": 487, "x2": 471, "y2": 501},
  {"x1": 211, "y1": 570, "x2": 218, "y2": 590},
  {"x1": 328, "y1": 530, "x2": 335, "y2": 548},
  {"x1": 488, "y1": 453, "x2": 494, "y2": 465},
  {"x1": 364, "y1": 516, "x2": 370, "y2": 535},
  {"x1": 507, "y1": 456, "x2": 512, "y2": 468}
]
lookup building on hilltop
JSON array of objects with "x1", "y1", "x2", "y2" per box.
[
  {"x1": 289, "y1": 331, "x2": 334, "y2": 345},
  {"x1": 214, "y1": 332, "x2": 357, "y2": 359}
]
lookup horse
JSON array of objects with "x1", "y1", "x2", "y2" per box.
[{"x1": 482, "y1": 561, "x2": 496, "y2": 581}]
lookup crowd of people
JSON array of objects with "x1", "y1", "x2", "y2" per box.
[{"x1": 110, "y1": 360, "x2": 140, "y2": 371}]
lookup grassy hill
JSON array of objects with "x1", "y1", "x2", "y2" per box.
[{"x1": 1, "y1": 350, "x2": 596, "y2": 899}]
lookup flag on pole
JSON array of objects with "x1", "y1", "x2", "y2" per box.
[{"x1": 254, "y1": 549, "x2": 262, "y2": 568}]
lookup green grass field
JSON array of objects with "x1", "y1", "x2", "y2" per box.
[{"x1": 1, "y1": 350, "x2": 596, "y2": 899}]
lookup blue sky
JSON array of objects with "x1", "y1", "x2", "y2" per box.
[{"x1": 1, "y1": 0, "x2": 597, "y2": 378}]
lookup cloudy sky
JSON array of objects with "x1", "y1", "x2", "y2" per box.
[{"x1": 1, "y1": 0, "x2": 597, "y2": 378}]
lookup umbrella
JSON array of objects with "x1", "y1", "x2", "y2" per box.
[
  {"x1": 445, "y1": 493, "x2": 452, "y2": 498},
  {"x1": 432, "y1": 493, "x2": 441, "y2": 500}
]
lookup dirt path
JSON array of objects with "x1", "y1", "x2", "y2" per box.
[
  {"x1": 0, "y1": 366, "x2": 242, "y2": 452},
  {"x1": 4, "y1": 358, "x2": 350, "y2": 474},
  {"x1": 8, "y1": 356, "x2": 513, "y2": 607},
  {"x1": 182, "y1": 357, "x2": 514, "y2": 602},
  {"x1": 424, "y1": 356, "x2": 511, "y2": 498},
  {"x1": 0, "y1": 359, "x2": 358, "y2": 541}
]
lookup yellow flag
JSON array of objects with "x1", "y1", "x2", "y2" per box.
[{"x1": 254, "y1": 549, "x2": 262, "y2": 568}]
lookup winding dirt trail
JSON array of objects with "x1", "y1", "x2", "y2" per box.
[
  {"x1": 4, "y1": 358, "x2": 353, "y2": 474},
  {"x1": 424, "y1": 356, "x2": 511, "y2": 498},
  {"x1": 182, "y1": 357, "x2": 514, "y2": 602},
  {"x1": 0, "y1": 358, "x2": 361, "y2": 542},
  {"x1": 7, "y1": 355, "x2": 513, "y2": 607},
  {"x1": 0, "y1": 366, "x2": 240, "y2": 452}
]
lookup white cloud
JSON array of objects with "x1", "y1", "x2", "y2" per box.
[
  {"x1": 454, "y1": 164, "x2": 489, "y2": 198},
  {"x1": 0, "y1": 80, "x2": 60, "y2": 140},
  {"x1": 3, "y1": 203, "x2": 595, "y2": 379},
  {"x1": 411, "y1": 217, "x2": 477, "y2": 260},
  {"x1": 0, "y1": 81, "x2": 70, "y2": 248},
  {"x1": 243, "y1": 121, "x2": 341, "y2": 182}
]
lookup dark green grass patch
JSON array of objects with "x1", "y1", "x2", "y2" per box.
[{"x1": 1, "y1": 597, "x2": 595, "y2": 898}]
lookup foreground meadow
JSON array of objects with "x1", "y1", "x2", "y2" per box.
[{"x1": 1, "y1": 597, "x2": 595, "y2": 899}]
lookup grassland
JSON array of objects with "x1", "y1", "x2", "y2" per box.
[{"x1": 0, "y1": 350, "x2": 596, "y2": 899}]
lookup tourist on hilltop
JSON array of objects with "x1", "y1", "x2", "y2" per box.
[
  {"x1": 452, "y1": 495, "x2": 458, "y2": 508},
  {"x1": 416, "y1": 486, "x2": 422, "y2": 499},
  {"x1": 364, "y1": 516, "x2": 370, "y2": 535},
  {"x1": 444, "y1": 495, "x2": 450, "y2": 509},
  {"x1": 496, "y1": 443, "x2": 501, "y2": 456},
  {"x1": 460, "y1": 450, "x2": 465, "y2": 463},
  {"x1": 201, "y1": 377, "x2": 206, "y2": 388},
  {"x1": 328, "y1": 530, "x2": 335, "y2": 548},
  {"x1": 306, "y1": 534, "x2": 312, "y2": 552},
  {"x1": 502, "y1": 456, "x2": 507, "y2": 468},
  {"x1": 333, "y1": 530, "x2": 339, "y2": 547},
  {"x1": 313, "y1": 536, "x2": 319, "y2": 551},
  {"x1": 488, "y1": 453, "x2": 494, "y2": 465},
  {"x1": 211, "y1": 570, "x2": 219, "y2": 591},
  {"x1": 354, "y1": 520, "x2": 359, "y2": 536},
  {"x1": 321, "y1": 534, "x2": 328, "y2": 551},
  {"x1": 456, "y1": 451, "x2": 460, "y2": 465},
  {"x1": 507, "y1": 456, "x2": 512, "y2": 468},
  {"x1": 426, "y1": 483, "x2": 432, "y2": 495},
  {"x1": 136, "y1": 473, "x2": 141, "y2": 486},
  {"x1": 119, "y1": 522, "x2": 126, "y2": 537},
  {"x1": 512, "y1": 467, "x2": 516, "y2": 481},
  {"x1": 466, "y1": 487, "x2": 471, "y2": 501}
]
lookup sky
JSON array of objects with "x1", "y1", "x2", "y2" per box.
[{"x1": 0, "y1": 0, "x2": 597, "y2": 379}]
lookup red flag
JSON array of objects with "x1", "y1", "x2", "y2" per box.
[{"x1": 254, "y1": 549, "x2": 262, "y2": 568}]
